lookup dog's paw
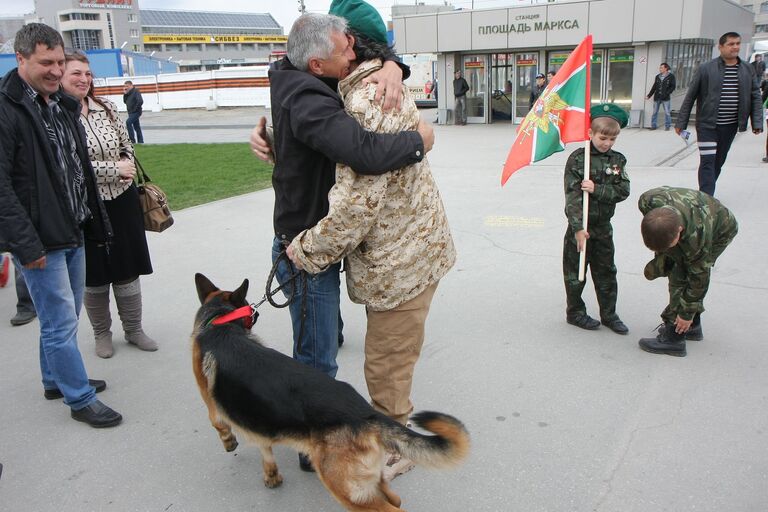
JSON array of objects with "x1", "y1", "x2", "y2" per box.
[
  {"x1": 223, "y1": 437, "x2": 239, "y2": 452},
  {"x1": 264, "y1": 472, "x2": 283, "y2": 488}
]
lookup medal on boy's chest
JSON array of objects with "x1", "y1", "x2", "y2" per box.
[{"x1": 604, "y1": 164, "x2": 622, "y2": 176}]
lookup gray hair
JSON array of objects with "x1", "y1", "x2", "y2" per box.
[
  {"x1": 287, "y1": 14, "x2": 348, "y2": 72},
  {"x1": 14, "y1": 23, "x2": 64, "y2": 58}
]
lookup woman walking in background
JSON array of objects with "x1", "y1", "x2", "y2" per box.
[{"x1": 62, "y1": 52, "x2": 157, "y2": 358}]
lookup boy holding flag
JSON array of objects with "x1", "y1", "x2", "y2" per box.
[{"x1": 563, "y1": 104, "x2": 630, "y2": 334}]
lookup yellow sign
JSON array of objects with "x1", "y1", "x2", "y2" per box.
[{"x1": 143, "y1": 34, "x2": 287, "y2": 44}]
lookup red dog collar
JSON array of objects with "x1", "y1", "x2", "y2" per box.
[{"x1": 211, "y1": 305, "x2": 258, "y2": 329}]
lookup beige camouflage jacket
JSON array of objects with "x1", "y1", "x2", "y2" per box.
[{"x1": 289, "y1": 59, "x2": 455, "y2": 311}]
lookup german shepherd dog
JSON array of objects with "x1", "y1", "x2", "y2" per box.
[{"x1": 192, "y1": 273, "x2": 470, "y2": 511}]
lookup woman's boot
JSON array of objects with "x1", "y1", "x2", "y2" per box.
[
  {"x1": 84, "y1": 285, "x2": 114, "y2": 358},
  {"x1": 114, "y1": 278, "x2": 158, "y2": 352}
]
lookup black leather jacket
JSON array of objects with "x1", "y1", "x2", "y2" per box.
[
  {"x1": 676, "y1": 57, "x2": 763, "y2": 132},
  {"x1": 0, "y1": 69, "x2": 112, "y2": 265}
]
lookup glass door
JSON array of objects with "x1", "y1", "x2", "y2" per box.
[
  {"x1": 490, "y1": 53, "x2": 513, "y2": 123},
  {"x1": 606, "y1": 48, "x2": 634, "y2": 110},
  {"x1": 591, "y1": 49, "x2": 605, "y2": 107},
  {"x1": 463, "y1": 55, "x2": 487, "y2": 123},
  {"x1": 514, "y1": 52, "x2": 539, "y2": 123}
]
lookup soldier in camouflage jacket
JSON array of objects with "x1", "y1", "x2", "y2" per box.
[
  {"x1": 638, "y1": 186, "x2": 738, "y2": 357},
  {"x1": 563, "y1": 105, "x2": 630, "y2": 334},
  {"x1": 289, "y1": 55, "x2": 455, "y2": 433}
]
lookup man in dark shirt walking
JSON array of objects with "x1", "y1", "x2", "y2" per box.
[
  {"x1": 453, "y1": 70, "x2": 469, "y2": 125},
  {"x1": 123, "y1": 80, "x2": 144, "y2": 144},
  {"x1": 675, "y1": 32, "x2": 763, "y2": 196},
  {"x1": 646, "y1": 63, "x2": 676, "y2": 130}
]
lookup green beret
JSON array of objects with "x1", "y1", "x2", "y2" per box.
[
  {"x1": 590, "y1": 103, "x2": 628, "y2": 129},
  {"x1": 329, "y1": 0, "x2": 388, "y2": 45}
]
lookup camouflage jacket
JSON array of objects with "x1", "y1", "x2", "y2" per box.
[
  {"x1": 290, "y1": 59, "x2": 456, "y2": 311},
  {"x1": 638, "y1": 187, "x2": 738, "y2": 319},
  {"x1": 564, "y1": 145, "x2": 630, "y2": 239}
]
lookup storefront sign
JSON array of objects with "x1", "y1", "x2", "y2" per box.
[
  {"x1": 478, "y1": 18, "x2": 580, "y2": 35},
  {"x1": 80, "y1": 0, "x2": 132, "y2": 8},
  {"x1": 143, "y1": 35, "x2": 287, "y2": 44}
]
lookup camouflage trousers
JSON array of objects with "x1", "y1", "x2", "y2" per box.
[{"x1": 563, "y1": 228, "x2": 619, "y2": 322}]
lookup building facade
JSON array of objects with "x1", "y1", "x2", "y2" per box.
[
  {"x1": 393, "y1": 0, "x2": 754, "y2": 126},
  {"x1": 23, "y1": 1, "x2": 285, "y2": 72}
]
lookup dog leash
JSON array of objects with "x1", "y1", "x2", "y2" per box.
[{"x1": 251, "y1": 247, "x2": 309, "y2": 355}]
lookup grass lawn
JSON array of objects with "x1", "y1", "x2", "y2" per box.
[{"x1": 134, "y1": 143, "x2": 273, "y2": 210}]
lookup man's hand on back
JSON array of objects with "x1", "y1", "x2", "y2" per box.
[
  {"x1": 250, "y1": 116, "x2": 274, "y2": 164},
  {"x1": 365, "y1": 60, "x2": 404, "y2": 112},
  {"x1": 416, "y1": 118, "x2": 434, "y2": 154}
]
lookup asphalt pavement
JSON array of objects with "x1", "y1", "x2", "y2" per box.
[{"x1": 1, "y1": 108, "x2": 767, "y2": 512}]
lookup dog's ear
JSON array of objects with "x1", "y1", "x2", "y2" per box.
[
  {"x1": 195, "y1": 273, "x2": 219, "y2": 304},
  {"x1": 230, "y1": 278, "x2": 250, "y2": 307}
]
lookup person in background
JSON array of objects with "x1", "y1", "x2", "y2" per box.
[
  {"x1": 751, "y1": 53, "x2": 765, "y2": 78},
  {"x1": 529, "y1": 73, "x2": 547, "y2": 110},
  {"x1": 122, "y1": 80, "x2": 144, "y2": 144},
  {"x1": 1, "y1": 253, "x2": 37, "y2": 327},
  {"x1": 646, "y1": 63, "x2": 676, "y2": 131},
  {"x1": 453, "y1": 69, "x2": 469, "y2": 125},
  {"x1": 547, "y1": 70, "x2": 556, "y2": 82},
  {"x1": 63, "y1": 52, "x2": 157, "y2": 358},
  {"x1": 0, "y1": 23, "x2": 121, "y2": 427},
  {"x1": 675, "y1": 32, "x2": 763, "y2": 195}
]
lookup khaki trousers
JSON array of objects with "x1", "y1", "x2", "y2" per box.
[{"x1": 364, "y1": 282, "x2": 438, "y2": 425}]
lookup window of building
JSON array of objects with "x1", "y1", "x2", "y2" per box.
[
  {"x1": 664, "y1": 39, "x2": 713, "y2": 91},
  {"x1": 132, "y1": 44, "x2": 141, "y2": 52},
  {"x1": 186, "y1": 44, "x2": 203, "y2": 51},
  {"x1": 757, "y1": 24, "x2": 768, "y2": 33},
  {"x1": 130, "y1": 29, "x2": 139, "y2": 38},
  {"x1": 69, "y1": 29, "x2": 101, "y2": 50},
  {"x1": 761, "y1": 2, "x2": 768, "y2": 13},
  {"x1": 128, "y1": 14, "x2": 138, "y2": 22},
  {"x1": 164, "y1": 43, "x2": 182, "y2": 52},
  {"x1": 144, "y1": 44, "x2": 161, "y2": 52}
]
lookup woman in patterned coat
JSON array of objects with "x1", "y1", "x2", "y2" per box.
[{"x1": 62, "y1": 52, "x2": 156, "y2": 358}]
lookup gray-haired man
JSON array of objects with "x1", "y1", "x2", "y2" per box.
[{"x1": 250, "y1": 13, "x2": 433, "y2": 471}]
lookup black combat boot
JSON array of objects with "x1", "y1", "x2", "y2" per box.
[
  {"x1": 639, "y1": 323, "x2": 686, "y2": 357},
  {"x1": 656, "y1": 314, "x2": 703, "y2": 341}
]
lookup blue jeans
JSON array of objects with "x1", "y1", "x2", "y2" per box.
[
  {"x1": 15, "y1": 246, "x2": 96, "y2": 410},
  {"x1": 271, "y1": 237, "x2": 340, "y2": 378},
  {"x1": 651, "y1": 100, "x2": 671, "y2": 129},
  {"x1": 126, "y1": 112, "x2": 144, "y2": 143},
  {"x1": 696, "y1": 124, "x2": 738, "y2": 196}
]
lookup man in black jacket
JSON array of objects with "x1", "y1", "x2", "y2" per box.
[
  {"x1": 675, "y1": 32, "x2": 763, "y2": 196},
  {"x1": 453, "y1": 69, "x2": 470, "y2": 125},
  {"x1": 646, "y1": 63, "x2": 676, "y2": 130},
  {"x1": 0, "y1": 23, "x2": 121, "y2": 428},
  {"x1": 123, "y1": 80, "x2": 144, "y2": 143}
]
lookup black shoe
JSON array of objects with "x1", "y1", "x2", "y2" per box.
[
  {"x1": 639, "y1": 325, "x2": 686, "y2": 357},
  {"x1": 44, "y1": 379, "x2": 106, "y2": 400},
  {"x1": 10, "y1": 310, "x2": 36, "y2": 326},
  {"x1": 649, "y1": 127, "x2": 657, "y2": 130},
  {"x1": 298, "y1": 452, "x2": 315, "y2": 472},
  {"x1": 602, "y1": 318, "x2": 629, "y2": 335},
  {"x1": 664, "y1": 127, "x2": 671, "y2": 131},
  {"x1": 762, "y1": 157, "x2": 768, "y2": 163},
  {"x1": 71, "y1": 400, "x2": 122, "y2": 428},
  {"x1": 567, "y1": 314, "x2": 600, "y2": 330}
]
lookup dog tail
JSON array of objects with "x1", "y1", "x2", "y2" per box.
[{"x1": 381, "y1": 411, "x2": 470, "y2": 469}]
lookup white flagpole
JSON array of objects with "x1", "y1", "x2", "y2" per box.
[{"x1": 578, "y1": 139, "x2": 590, "y2": 282}]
